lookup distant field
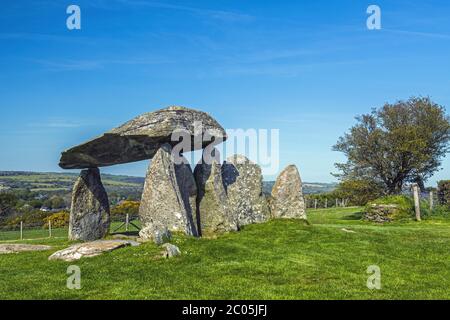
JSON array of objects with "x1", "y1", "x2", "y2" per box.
[
  {"x1": 0, "y1": 171, "x2": 145, "y2": 194},
  {"x1": 1, "y1": 171, "x2": 336, "y2": 195},
  {"x1": 1, "y1": 207, "x2": 449, "y2": 300}
]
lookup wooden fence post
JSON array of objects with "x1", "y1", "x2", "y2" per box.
[
  {"x1": 49, "y1": 220, "x2": 52, "y2": 238},
  {"x1": 314, "y1": 199, "x2": 317, "y2": 210},
  {"x1": 335, "y1": 199, "x2": 338, "y2": 207},
  {"x1": 325, "y1": 198, "x2": 328, "y2": 208},
  {"x1": 125, "y1": 214, "x2": 129, "y2": 232},
  {"x1": 429, "y1": 191, "x2": 434, "y2": 211},
  {"x1": 20, "y1": 221, "x2": 23, "y2": 240},
  {"x1": 412, "y1": 184, "x2": 421, "y2": 221}
]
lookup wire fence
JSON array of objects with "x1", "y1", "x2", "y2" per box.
[
  {"x1": 304, "y1": 190, "x2": 439, "y2": 210},
  {"x1": 304, "y1": 197, "x2": 351, "y2": 209},
  {"x1": 0, "y1": 214, "x2": 141, "y2": 242}
]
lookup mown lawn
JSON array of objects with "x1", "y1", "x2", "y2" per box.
[{"x1": 0, "y1": 207, "x2": 449, "y2": 300}]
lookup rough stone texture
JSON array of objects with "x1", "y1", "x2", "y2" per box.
[
  {"x1": 0, "y1": 244, "x2": 52, "y2": 254},
  {"x1": 160, "y1": 243, "x2": 181, "y2": 258},
  {"x1": 364, "y1": 204, "x2": 399, "y2": 223},
  {"x1": 271, "y1": 165, "x2": 307, "y2": 220},
  {"x1": 59, "y1": 106, "x2": 227, "y2": 169},
  {"x1": 48, "y1": 240, "x2": 139, "y2": 262},
  {"x1": 139, "y1": 225, "x2": 172, "y2": 245},
  {"x1": 69, "y1": 168, "x2": 110, "y2": 241},
  {"x1": 222, "y1": 155, "x2": 270, "y2": 228},
  {"x1": 138, "y1": 144, "x2": 198, "y2": 242},
  {"x1": 194, "y1": 154, "x2": 238, "y2": 235}
]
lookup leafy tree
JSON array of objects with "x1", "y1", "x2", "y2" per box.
[
  {"x1": 334, "y1": 179, "x2": 384, "y2": 206},
  {"x1": 43, "y1": 196, "x2": 66, "y2": 209},
  {"x1": 29, "y1": 199, "x2": 44, "y2": 209},
  {"x1": 333, "y1": 97, "x2": 450, "y2": 194},
  {"x1": 0, "y1": 193, "x2": 18, "y2": 217}
]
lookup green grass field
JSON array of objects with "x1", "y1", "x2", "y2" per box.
[{"x1": 0, "y1": 207, "x2": 449, "y2": 300}]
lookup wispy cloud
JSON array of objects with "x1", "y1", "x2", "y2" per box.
[
  {"x1": 0, "y1": 32, "x2": 96, "y2": 44},
  {"x1": 113, "y1": 0, "x2": 254, "y2": 22},
  {"x1": 383, "y1": 29, "x2": 450, "y2": 40},
  {"x1": 31, "y1": 56, "x2": 173, "y2": 71},
  {"x1": 28, "y1": 119, "x2": 88, "y2": 129},
  {"x1": 212, "y1": 59, "x2": 369, "y2": 77}
]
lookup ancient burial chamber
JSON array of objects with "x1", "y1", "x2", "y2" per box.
[
  {"x1": 60, "y1": 104, "x2": 308, "y2": 244},
  {"x1": 59, "y1": 106, "x2": 227, "y2": 242}
]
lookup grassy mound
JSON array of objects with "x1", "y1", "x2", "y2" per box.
[{"x1": 366, "y1": 195, "x2": 415, "y2": 220}]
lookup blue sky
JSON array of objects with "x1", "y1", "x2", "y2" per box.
[{"x1": 0, "y1": 0, "x2": 449, "y2": 185}]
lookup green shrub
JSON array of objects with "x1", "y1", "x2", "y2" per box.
[
  {"x1": 5, "y1": 210, "x2": 50, "y2": 228},
  {"x1": 111, "y1": 200, "x2": 140, "y2": 216},
  {"x1": 43, "y1": 211, "x2": 69, "y2": 228},
  {"x1": 438, "y1": 180, "x2": 450, "y2": 206},
  {"x1": 334, "y1": 179, "x2": 384, "y2": 206},
  {"x1": 423, "y1": 204, "x2": 450, "y2": 218}
]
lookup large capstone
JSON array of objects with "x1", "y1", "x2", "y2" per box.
[
  {"x1": 271, "y1": 165, "x2": 307, "y2": 220},
  {"x1": 59, "y1": 106, "x2": 227, "y2": 169},
  {"x1": 138, "y1": 144, "x2": 198, "y2": 241},
  {"x1": 69, "y1": 168, "x2": 110, "y2": 241},
  {"x1": 222, "y1": 155, "x2": 270, "y2": 228},
  {"x1": 194, "y1": 152, "x2": 238, "y2": 235}
]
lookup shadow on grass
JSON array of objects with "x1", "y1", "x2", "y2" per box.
[
  {"x1": 341, "y1": 211, "x2": 365, "y2": 221},
  {"x1": 110, "y1": 231, "x2": 140, "y2": 237}
]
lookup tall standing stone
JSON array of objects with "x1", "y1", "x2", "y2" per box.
[
  {"x1": 139, "y1": 144, "x2": 198, "y2": 241},
  {"x1": 271, "y1": 165, "x2": 307, "y2": 220},
  {"x1": 222, "y1": 155, "x2": 270, "y2": 228},
  {"x1": 194, "y1": 152, "x2": 237, "y2": 235},
  {"x1": 69, "y1": 168, "x2": 110, "y2": 241}
]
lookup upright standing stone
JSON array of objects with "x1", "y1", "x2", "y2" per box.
[
  {"x1": 69, "y1": 168, "x2": 110, "y2": 241},
  {"x1": 271, "y1": 165, "x2": 307, "y2": 220},
  {"x1": 194, "y1": 152, "x2": 237, "y2": 235},
  {"x1": 139, "y1": 144, "x2": 198, "y2": 241},
  {"x1": 222, "y1": 155, "x2": 270, "y2": 228}
]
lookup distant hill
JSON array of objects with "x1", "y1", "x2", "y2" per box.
[
  {"x1": 0, "y1": 171, "x2": 336, "y2": 197},
  {"x1": 263, "y1": 181, "x2": 336, "y2": 195}
]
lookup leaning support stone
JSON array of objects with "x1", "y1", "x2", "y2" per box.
[
  {"x1": 194, "y1": 150, "x2": 238, "y2": 235},
  {"x1": 138, "y1": 143, "x2": 198, "y2": 242},
  {"x1": 271, "y1": 165, "x2": 307, "y2": 220},
  {"x1": 69, "y1": 168, "x2": 110, "y2": 241},
  {"x1": 222, "y1": 155, "x2": 270, "y2": 228}
]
